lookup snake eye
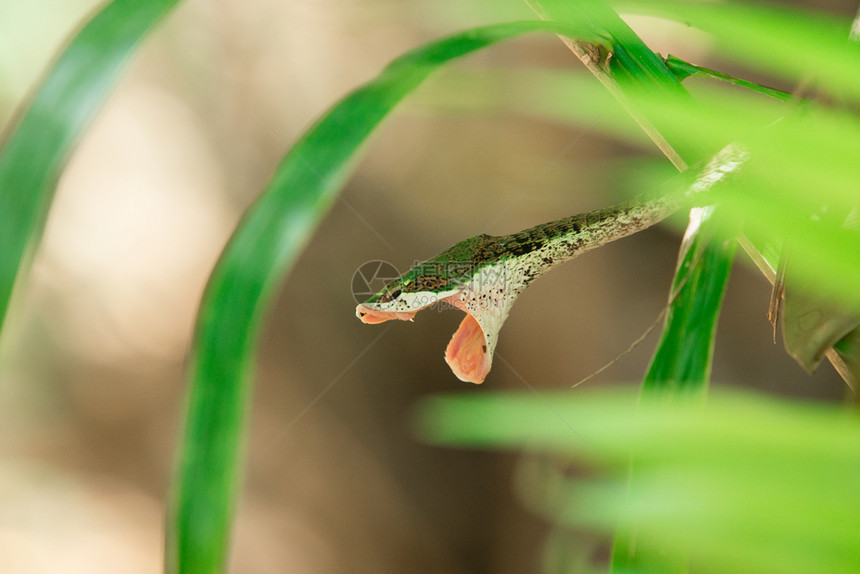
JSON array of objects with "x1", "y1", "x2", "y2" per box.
[{"x1": 390, "y1": 288, "x2": 402, "y2": 299}]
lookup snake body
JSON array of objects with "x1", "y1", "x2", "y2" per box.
[{"x1": 356, "y1": 145, "x2": 748, "y2": 383}]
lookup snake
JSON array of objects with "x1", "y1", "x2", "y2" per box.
[{"x1": 356, "y1": 145, "x2": 747, "y2": 384}]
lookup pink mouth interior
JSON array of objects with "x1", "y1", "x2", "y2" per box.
[{"x1": 444, "y1": 310, "x2": 491, "y2": 384}]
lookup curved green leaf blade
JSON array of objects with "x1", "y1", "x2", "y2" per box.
[
  {"x1": 0, "y1": 0, "x2": 182, "y2": 336},
  {"x1": 166, "y1": 20, "x2": 604, "y2": 574}
]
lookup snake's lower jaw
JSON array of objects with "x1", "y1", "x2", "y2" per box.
[
  {"x1": 445, "y1": 312, "x2": 492, "y2": 384},
  {"x1": 355, "y1": 304, "x2": 417, "y2": 324}
]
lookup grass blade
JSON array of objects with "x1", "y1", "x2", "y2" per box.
[
  {"x1": 166, "y1": 20, "x2": 605, "y2": 574},
  {"x1": 0, "y1": 0, "x2": 182, "y2": 336},
  {"x1": 642, "y1": 206, "x2": 737, "y2": 391},
  {"x1": 664, "y1": 55, "x2": 796, "y2": 102}
]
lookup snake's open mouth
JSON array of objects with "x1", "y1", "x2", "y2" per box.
[
  {"x1": 443, "y1": 306, "x2": 492, "y2": 384},
  {"x1": 355, "y1": 295, "x2": 492, "y2": 384}
]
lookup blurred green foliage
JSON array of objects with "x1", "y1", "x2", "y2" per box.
[
  {"x1": 419, "y1": 386, "x2": 860, "y2": 574},
  {"x1": 0, "y1": 0, "x2": 180, "y2": 333}
]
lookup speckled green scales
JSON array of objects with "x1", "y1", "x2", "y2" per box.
[{"x1": 373, "y1": 191, "x2": 679, "y2": 306}]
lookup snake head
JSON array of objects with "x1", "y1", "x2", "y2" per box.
[
  {"x1": 355, "y1": 282, "x2": 420, "y2": 324},
  {"x1": 356, "y1": 247, "x2": 515, "y2": 385},
  {"x1": 355, "y1": 261, "x2": 459, "y2": 325}
]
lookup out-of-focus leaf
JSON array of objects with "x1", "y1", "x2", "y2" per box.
[
  {"x1": 166, "y1": 19, "x2": 607, "y2": 574},
  {"x1": 783, "y1": 277, "x2": 860, "y2": 373},
  {"x1": 0, "y1": 0, "x2": 182, "y2": 336},
  {"x1": 616, "y1": 0, "x2": 860, "y2": 100},
  {"x1": 417, "y1": 387, "x2": 860, "y2": 574},
  {"x1": 624, "y1": 85, "x2": 860, "y2": 384},
  {"x1": 617, "y1": 88, "x2": 860, "y2": 313},
  {"x1": 540, "y1": 525, "x2": 607, "y2": 574},
  {"x1": 781, "y1": 208, "x2": 860, "y2": 377}
]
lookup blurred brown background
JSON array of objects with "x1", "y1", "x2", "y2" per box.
[{"x1": 0, "y1": 0, "x2": 853, "y2": 572}]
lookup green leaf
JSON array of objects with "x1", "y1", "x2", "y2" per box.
[
  {"x1": 165, "y1": 19, "x2": 607, "y2": 574},
  {"x1": 664, "y1": 54, "x2": 796, "y2": 102},
  {"x1": 0, "y1": 0, "x2": 182, "y2": 336},
  {"x1": 417, "y1": 387, "x2": 860, "y2": 574},
  {"x1": 782, "y1": 275, "x2": 860, "y2": 373},
  {"x1": 642, "y1": 205, "x2": 736, "y2": 392}
]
